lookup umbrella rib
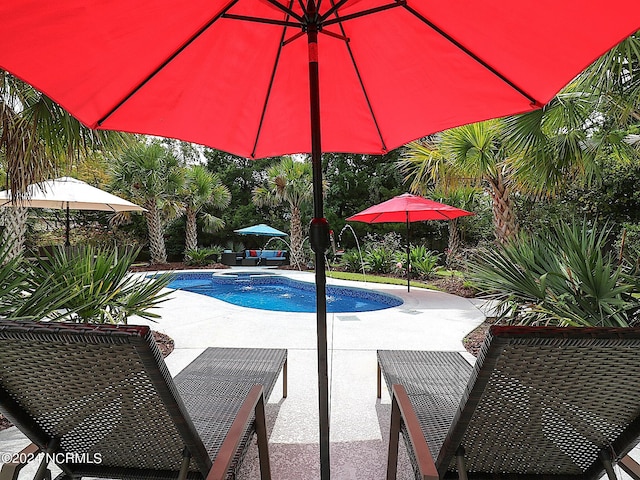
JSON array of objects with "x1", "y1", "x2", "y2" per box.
[
  {"x1": 402, "y1": 3, "x2": 543, "y2": 107},
  {"x1": 221, "y1": 14, "x2": 300, "y2": 28},
  {"x1": 97, "y1": 0, "x2": 240, "y2": 126},
  {"x1": 251, "y1": 2, "x2": 296, "y2": 158},
  {"x1": 320, "y1": 0, "x2": 350, "y2": 22},
  {"x1": 323, "y1": 1, "x2": 404, "y2": 26},
  {"x1": 325, "y1": 0, "x2": 388, "y2": 152},
  {"x1": 264, "y1": 0, "x2": 305, "y2": 23}
]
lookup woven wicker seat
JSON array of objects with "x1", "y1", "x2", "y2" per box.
[
  {"x1": 378, "y1": 325, "x2": 640, "y2": 480},
  {"x1": 0, "y1": 320, "x2": 287, "y2": 480}
]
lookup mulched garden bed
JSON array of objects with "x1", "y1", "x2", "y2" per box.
[
  {"x1": 152, "y1": 330, "x2": 175, "y2": 357},
  {"x1": 0, "y1": 415, "x2": 11, "y2": 431},
  {"x1": 427, "y1": 276, "x2": 477, "y2": 298},
  {"x1": 130, "y1": 262, "x2": 230, "y2": 272},
  {"x1": 462, "y1": 319, "x2": 494, "y2": 357}
]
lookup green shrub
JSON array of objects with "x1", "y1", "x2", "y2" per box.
[
  {"x1": 30, "y1": 246, "x2": 174, "y2": 324},
  {"x1": 615, "y1": 223, "x2": 640, "y2": 274},
  {"x1": 224, "y1": 240, "x2": 245, "y2": 252},
  {"x1": 364, "y1": 245, "x2": 394, "y2": 274},
  {"x1": 410, "y1": 245, "x2": 442, "y2": 279},
  {"x1": 468, "y1": 220, "x2": 640, "y2": 327},
  {"x1": 339, "y1": 248, "x2": 366, "y2": 273},
  {"x1": 393, "y1": 245, "x2": 442, "y2": 279},
  {"x1": 184, "y1": 247, "x2": 219, "y2": 266},
  {"x1": 0, "y1": 241, "x2": 77, "y2": 320},
  {"x1": 208, "y1": 244, "x2": 224, "y2": 255}
]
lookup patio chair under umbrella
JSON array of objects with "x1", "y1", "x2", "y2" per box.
[
  {"x1": 1, "y1": 3, "x2": 639, "y2": 477},
  {"x1": 347, "y1": 193, "x2": 473, "y2": 292},
  {"x1": 0, "y1": 177, "x2": 145, "y2": 246}
]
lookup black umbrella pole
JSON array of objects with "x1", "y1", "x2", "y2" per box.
[
  {"x1": 406, "y1": 213, "x2": 410, "y2": 292},
  {"x1": 308, "y1": 19, "x2": 331, "y2": 480},
  {"x1": 65, "y1": 204, "x2": 71, "y2": 247}
]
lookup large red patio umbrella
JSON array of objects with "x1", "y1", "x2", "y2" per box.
[
  {"x1": 347, "y1": 193, "x2": 473, "y2": 292},
  {"x1": 1, "y1": 3, "x2": 639, "y2": 477}
]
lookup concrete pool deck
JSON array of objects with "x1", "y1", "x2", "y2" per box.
[
  {"x1": 147, "y1": 267, "x2": 485, "y2": 479},
  {"x1": 2, "y1": 266, "x2": 638, "y2": 479}
]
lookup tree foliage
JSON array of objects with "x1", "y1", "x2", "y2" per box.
[
  {"x1": 111, "y1": 141, "x2": 184, "y2": 264},
  {"x1": 253, "y1": 156, "x2": 314, "y2": 268}
]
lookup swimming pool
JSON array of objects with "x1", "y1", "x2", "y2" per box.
[{"x1": 166, "y1": 272, "x2": 403, "y2": 313}]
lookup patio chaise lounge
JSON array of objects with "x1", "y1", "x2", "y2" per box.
[
  {"x1": 0, "y1": 320, "x2": 287, "y2": 480},
  {"x1": 377, "y1": 325, "x2": 640, "y2": 480}
]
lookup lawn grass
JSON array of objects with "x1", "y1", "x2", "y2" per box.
[{"x1": 326, "y1": 270, "x2": 442, "y2": 290}]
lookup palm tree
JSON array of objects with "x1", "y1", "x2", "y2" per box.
[
  {"x1": 0, "y1": 71, "x2": 128, "y2": 257},
  {"x1": 575, "y1": 31, "x2": 640, "y2": 126},
  {"x1": 253, "y1": 156, "x2": 314, "y2": 269},
  {"x1": 182, "y1": 165, "x2": 231, "y2": 256},
  {"x1": 402, "y1": 84, "x2": 637, "y2": 244},
  {"x1": 402, "y1": 121, "x2": 519, "y2": 244},
  {"x1": 111, "y1": 142, "x2": 183, "y2": 264},
  {"x1": 399, "y1": 140, "x2": 480, "y2": 263},
  {"x1": 436, "y1": 187, "x2": 480, "y2": 266}
]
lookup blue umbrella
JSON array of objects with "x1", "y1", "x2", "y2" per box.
[{"x1": 234, "y1": 223, "x2": 287, "y2": 237}]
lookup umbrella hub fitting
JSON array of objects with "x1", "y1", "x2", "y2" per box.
[{"x1": 309, "y1": 217, "x2": 330, "y2": 254}]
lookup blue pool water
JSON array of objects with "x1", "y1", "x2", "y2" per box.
[{"x1": 166, "y1": 272, "x2": 403, "y2": 313}]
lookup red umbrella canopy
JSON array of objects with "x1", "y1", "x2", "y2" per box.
[
  {"x1": 0, "y1": 1, "x2": 638, "y2": 159},
  {"x1": 1, "y1": 5, "x2": 638, "y2": 479},
  {"x1": 347, "y1": 193, "x2": 473, "y2": 223}
]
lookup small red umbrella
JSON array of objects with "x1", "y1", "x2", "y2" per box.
[{"x1": 347, "y1": 193, "x2": 473, "y2": 291}]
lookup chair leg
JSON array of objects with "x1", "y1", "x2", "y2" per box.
[
  {"x1": 34, "y1": 440, "x2": 58, "y2": 480},
  {"x1": 389, "y1": 385, "x2": 439, "y2": 480},
  {"x1": 600, "y1": 450, "x2": 618, "y2": 480},
  {"x1": 206, "y1": 386, "x2": 271, "y2": 480},
  {"x1": 254, "y1": 393, "x2": 272, "y2": 480},
  {"x1": 282, "y1": 358, "x2": 288, "y2": 398},
  {"x1": 386, "y1": 394, "x2": 401, "y2": 480},
  {"x1": 377, "y1": 362, "x2": 382, "y2": 399},
  {"x1": 177, "y1": 448, "x2": 191, "y2": 480},
  {"x1": 33, "y1": 455, "x2": 50, "y2": 480},
  {"x1": 455, "y1": 448, "x2": 468, "y2": 480}
]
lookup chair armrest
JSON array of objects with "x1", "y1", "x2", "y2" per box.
[
  {"x1": 620, "y1": 455, "x2": 640, "y2": 480},
  {"x1": 0, "y1": 443, "x2": 41, "y2": 480},
  {"x1": 205, "y1": 385, "x2": 271, "y2": 480},
  {"x1": 388, "y1": 384, "x2": 438, "y2": 480}
]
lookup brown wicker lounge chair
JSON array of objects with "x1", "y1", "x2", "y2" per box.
[
  {"x1": 0, "y1": 320, "x2": 287, "y2": 480},
  {"x1": 377, "y1": 325, "x2": 640, "y2": 480}
]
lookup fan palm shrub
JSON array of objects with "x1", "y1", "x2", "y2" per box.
[
  {"x1": 29, "y1": 246, "x2": 174, "y2": 324},
  {"x1": 184, "y1": 247, "x2": 219, "y2": 266},
  {"x1": 181, "y1": 165, "x2": 231, "y2": 257},
  {"x1": 252, "y1": 156, "x2": 314, "y2": 269},
  {"x1": 0, "y1": 241, "x2": 76, "y2": 320},
  {"x1": 468, "y1": 219, "x2": 640, "y2": 327}
]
